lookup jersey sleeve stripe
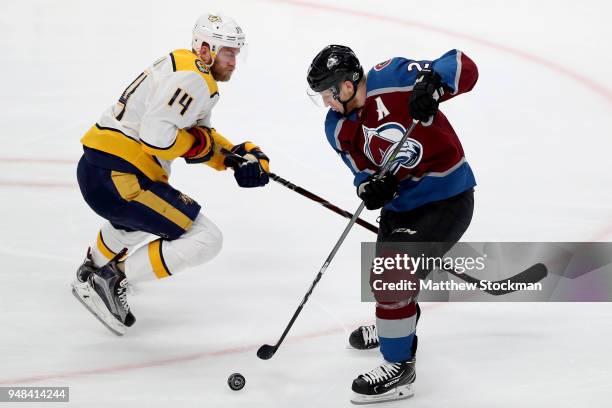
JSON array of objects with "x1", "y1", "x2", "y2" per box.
[
  {"x1": 170, "y1": 52, "x2": 177, "y2": 72},
  {"x1": 81, "y1": 125, "x2": 169, "y2": 182},
  {"x1": 452, "y1": 50, "x2": 463, "y2": 95},
  {"x1": 140, "y1": 136, "x2": 177, "y2": 151},
  {"x1": 140, "y1": 130, "x2": 195, "y2": 160},
  {"x1": 366, "y1": 85, "x2": 414, "y2": 98},
  {"x1": 333, "y1": 118, "x2": 345, "y2": 150},
  {"x1": 340, "y1": 152, "x2": 361, "y2": 175},
  {"x1": 404, "y1": 157, "x2": 466, "y2": 182},
  {"x1": 95, "y1": 124, "x2": 139, "y2": 143}
]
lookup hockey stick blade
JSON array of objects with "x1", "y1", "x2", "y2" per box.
[
  {"x1": 256, "y1": 344, "x2": 277, "y2": 360},
  {"x1": 444, "y1": 263, "x2": 548, "y2": 296}
]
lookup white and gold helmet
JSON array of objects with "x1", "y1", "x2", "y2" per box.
[{"x1": 192, "y1": 13, "x2": 246, "y2": 60}]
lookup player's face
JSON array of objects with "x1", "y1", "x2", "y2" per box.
[
  {"x1": 211, "y1": 47, "x2": 239, "y2": 82},
  {"x1": 308, "y1": 81, "x2": 363, "y2": 115},
  {"x1": 320, "y1": 88, "x2": 343, "y2": 112},
  {"x1": 321, "y1": 81, "x2": 356, "y2": 114}
]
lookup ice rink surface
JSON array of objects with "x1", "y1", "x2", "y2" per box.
[{"x1": 1, "y1": 0, "x2": 612, "y2": 406}]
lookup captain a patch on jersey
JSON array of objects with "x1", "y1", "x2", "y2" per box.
[{"x1": 362, "y1": 122, "x2": 423, "y2": 172}]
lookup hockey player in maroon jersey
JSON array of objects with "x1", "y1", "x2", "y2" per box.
[{"x1": 307, "y1": 45, "x2": 478, "y2": 404}]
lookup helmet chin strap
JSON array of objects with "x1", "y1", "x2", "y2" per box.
[
  {"x1": 203, "y1": 51, "x2": 217, "y2": 68},
  {"x1": 208, "y1": 52, "x2": 217, "y2": 67},
  {"x1": 196, "y1": 44, "x2": 217, "y2": 68},
  {"x1": 334, "y1": 79, "x2": 359, "y2": 116}
]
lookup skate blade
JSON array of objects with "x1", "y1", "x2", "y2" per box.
[
  {"x1": 71, "y1": 282, "x2": 126, "y2": 336},
  {"x1": 350, "y1": 384, "x2": 414, "y2": 405},
  {"x1": 346, "y1": 344, "x2": 380, "y2": 350}
]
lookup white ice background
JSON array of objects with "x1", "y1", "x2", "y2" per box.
[{"x1": 1, "y1": 1, "x2": 611, "y2": 407}]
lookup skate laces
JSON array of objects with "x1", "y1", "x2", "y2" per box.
[
  {"x1": 362, "y1": 325, "x2": 378, "y2": 345},
  {"x1": 116, "y1": 279, "x2": 130, "y2": 312},
  {"x1": 361, "y1": 363, "x2": 401, "y2": 385}
]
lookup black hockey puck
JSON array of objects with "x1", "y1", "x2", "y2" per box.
[{"x1": 228, "y1": 373, "x2": 245, "y2": 390}]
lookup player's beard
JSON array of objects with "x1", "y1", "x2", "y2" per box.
[{"x1": 211, "y1": 63, "x2": 234, "y2": 82}]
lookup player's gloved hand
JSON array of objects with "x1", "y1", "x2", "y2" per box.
[
  {"x1": 409, "y1": 68, "x2": 445, "y2": 122},
  {"x1": 224, "y1": 142, "x2": 270, "y2": 188},
  {"x1": 183, "y1": 126, "x2": 215, "y2": 163},
  {"x1": 357, "y1": 173, "x2": 398, "y2": 210}
]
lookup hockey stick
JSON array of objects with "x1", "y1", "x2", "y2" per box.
[
  {"x1": 256, "y1": 120, "x2": 421, "y2": 360},
  {"x1": 221, "y1": 148, "x2": 378, "y2": 233},
  {"x1": 222, "y1": 149, "x2": 548, "y2": 296}
]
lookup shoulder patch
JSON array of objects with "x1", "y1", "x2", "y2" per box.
[
  {"x1": 374, "y1": 59, "x2": 392, "y2": 71},
  {"x1": 171, "y1": 49, "x2": 218, "y2": 97},
  {"x1": 366, "y1": 57, "x2": 423, "y2": 96},
  {"x1": 195, "y1": 59, "x2": 209, "y2": 74}
]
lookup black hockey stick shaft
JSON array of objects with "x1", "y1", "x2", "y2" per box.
[
  {"x1": 268, "y1": 173, "x2": 379, "y2": 233},
  {"x1": 221, "y1": 151, "x2": 546, "y2": 296},
  {"x1": 220, "y1": 149, "x2": 379, "y2": 233},
  {"x1": 256, "y1": 121, "x2": 420, "y2": 360}
]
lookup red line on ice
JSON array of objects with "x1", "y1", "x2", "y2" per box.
[
  {"x1": 1, "y1": 1, "x2": 611, "y2": 385},
  {"x1": 1, "y1": 304, "x2": 451, "y2": 385},
  {"x1": 0, "y1": 316, "x2": 427, "y2": 385}
]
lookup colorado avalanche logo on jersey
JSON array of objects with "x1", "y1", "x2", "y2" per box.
[
  {"x1": 363, "y1": 122, "x2": 423, "y2": 172},
  {"x1": 374, "y1": 59, "x2": 392, "y2": 71}
]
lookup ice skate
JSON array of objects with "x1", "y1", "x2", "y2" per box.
[
  {"x1": 350, "y1": 359, "x2": 415, "y2": 405},
  {"x1": 349, "y1": 324, "x2": 380, "y2": 350},
  {"x1": 72, "y1": 249, "x2": 135, "y2": 335},
  {"x1": 72, "y1": 248, "x2": 97, "y2": 286}
]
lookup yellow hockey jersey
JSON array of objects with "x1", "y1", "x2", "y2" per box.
[{"x1": 81, "y1": 49, "x2": 233, "y2": 182}]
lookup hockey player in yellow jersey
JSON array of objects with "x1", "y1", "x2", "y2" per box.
[{"x1": 72, "y1": 13, "x2": 269, "y2": 335}]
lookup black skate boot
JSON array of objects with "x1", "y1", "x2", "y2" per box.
[
  {"x1": 72, "y1": 249, "x2": 135, "y2": 335},
  {"x1": 350, "y1": 359, "x2": 416, "y2": 405},
  {"x1": 75, "y1": 248, "x2": 96, "y2": 283},
  {"x1": 349, "y1": 325, "x2": 379, "y2": 350}
]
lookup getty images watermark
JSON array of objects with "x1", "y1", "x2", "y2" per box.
[
  {"x1": 370, "y1": 252, "x2": 543, "y2": 293},
  {"x1": 360, "y1": 242, "x2": 612, "y2": 302}
]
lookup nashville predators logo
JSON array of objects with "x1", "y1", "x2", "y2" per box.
[
  {"x1": 363, "y1": 122, "x2": 423, "y2": 173},
  {"x1": 179, "y1": 193, "x2": 194, "y2": 205},
  {"x1": 195, "y1": 59, "x2": 209, "y2": 74},
  {"x1": 208, "y1": 15, "x2": 222, "y2": 23}
]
